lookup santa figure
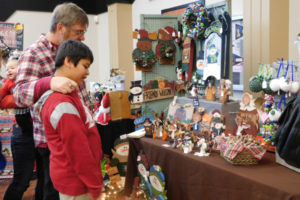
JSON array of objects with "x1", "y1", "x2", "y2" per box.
[{"x1": 95, "y1": 92, "x2": 111, "y2": 125}]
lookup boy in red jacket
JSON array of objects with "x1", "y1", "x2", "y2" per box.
[{"x1": 36, "y1": 40, "x2": 104, "y2": 200}]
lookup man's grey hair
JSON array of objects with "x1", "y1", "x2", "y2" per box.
[{"x1": 50, "y1": 2, "x2": 89, "y2": 32}]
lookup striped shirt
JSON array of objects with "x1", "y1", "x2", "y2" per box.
[{"x1": 13, "y1": 34, "x2": 91, "y2": 147}]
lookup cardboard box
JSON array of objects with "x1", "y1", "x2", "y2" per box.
[{"x1": 109, "y1": 91, "x2": 131, "y2": 121}]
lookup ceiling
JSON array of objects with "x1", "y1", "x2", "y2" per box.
[{"x1": 0, "y1": 0, "x2": 135, "y2": 21}]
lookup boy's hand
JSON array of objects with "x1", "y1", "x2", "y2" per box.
[{"x1": 50, "y1": 76, "x2": 79, "y2": 94}]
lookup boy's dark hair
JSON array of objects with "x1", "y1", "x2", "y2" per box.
[{"x1": 55, "y1": 40, "x2": 93, "y2": 68}]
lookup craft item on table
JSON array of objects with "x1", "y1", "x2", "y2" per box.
[
  {"x1": 212, "y1": 134, "x2": 228, "y2": 151},
  {"x1": 143, "y1": 79, "x2": 175, "y2": 102},
  {"x1": 134, "y1": 116, "x2": 154, "y2": 131},
  {"x1": 194, "y1": 138, "x2": 210, "y2": 157},
  {"x1": 94, "y1": 92, "x2": 111, "y2": 125},
  {"x1": 210, "y1": 110, "x2": 225, "y2": 139},
  {"x1": 218, "y1": 79, "x2": 231, "y2": 103},
  {"x1": 205, "y1": 80, "x2": 216, "y2": 101},
  {"x1": 129, "y1": 80, "x2": 143, "y2": 104},
  {"x1": 258, "y1": 64, "x2": 274, "y2": 95},
  {"x1": 235, "y1": 92, "x2": 259, "y2": 137},
  {"x1": 144, "y1": 118, "x2": 154, "y2": 138},
  {"x1": 175, "y1": 80, "x2": 187, "y2": 96},
  {"x1": 190, "y1": 84, "x2": 198, "y2": 97},
  {"x1": 132, "y1": 29, "x2": 157, "y2": 71},
  {"x1": 167, "y1": 98, "x2": 194, "y2": 123},
  {"x1": 156, "y1": 26, "x2": 176, "y2": 64},
  {"x1": 149, "y1": 165, "x2": 167, "y2": 200},
  {"x1": 249, "y1": 76, "x2": 263, "y2": 93},
  {"x1": 221, "y1": 135, "x2": 266, "y2": 165},
  {"x1": 182, "y1": 3, "x2": 210, "y2": 39},
  {"x1": 167, "y1": 121, "x2": 177, "y2": 140},
  {"x1": 162, "y1": 120, "x2": 169, "y2": 141},
  {"x1": 192, "y1": 111, "x2": 202, "y2": 136},
  {"x1": 153, "y1": 112, "x2": 162, "y2": 139}
]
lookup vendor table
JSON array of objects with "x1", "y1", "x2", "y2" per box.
[{"x1": 125, "y1": 137, "x2": 300, "y2": 200}]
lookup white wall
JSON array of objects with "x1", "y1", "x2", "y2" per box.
[
  {"x1": 289, "y1": 0, "x2": 300, "y2": 61},
  {"x1": 6, "y1": 10, "x2": 110, "y2": 90}
]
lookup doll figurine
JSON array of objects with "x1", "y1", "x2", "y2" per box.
[
  {"x1": 162, "y1": 119, "x2": 169, "y2": 141},
  {"x1": 192, "y1": 111, "x2": 202, "y2": 136},
  {"x1": 218, "y1": 79, "x2": 231, "y2": 103},
  {"x1": 144, "y1": 118, "x2": 154, "y2": 138},
  {"x1": 205, "y1": 81, "x2": 216, "y2": 101},
  {"x1": 153, "y1": 112, "x2": 162, "y2": 139}
]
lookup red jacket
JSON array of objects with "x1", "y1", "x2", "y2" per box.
[
  {"x1": 0, "y1": 79, "x2": 17, "y2": 108},
  {"x1": 41, "y1": 91, "x2": 103, "y2": 198}
]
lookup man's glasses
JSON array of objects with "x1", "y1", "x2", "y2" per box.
[{"x1": 71, "y1": 28, "x2": 86, "y2": 36}]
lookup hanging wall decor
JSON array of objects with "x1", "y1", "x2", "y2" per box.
[
  {"x1": 155, "y1": 26, "x2": 176, "y2": 64},
  {"x1": 182, "y1": 3, "x2": 210, "y2": 40},
  {"x1": 132, "y1": 29, "x2": 157, "y2": 71},
  {"x1": 142, "y1": 79, "x2": 175, "y2": 102}
]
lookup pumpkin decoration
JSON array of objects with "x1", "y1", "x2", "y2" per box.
[
  {"x1": 155, "y1": 26, "x2": 176, "y2": 64},
  {"x1": 132, "y1": 29, "x2": 157, "y2": 71}
]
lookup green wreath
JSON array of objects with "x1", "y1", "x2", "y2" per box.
[
  {"x1": 132, "y1": 49, "x2": 157, "y2": 69},
  {"x1": 182, "y1": 3, "x2": 209, "y2": 39},
  {"x1": 159, "y1": 41, "x2": 176, "y2": 60}
]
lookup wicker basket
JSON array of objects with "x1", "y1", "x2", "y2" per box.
[{"x1": 221, "y1": 149, "x2": 259, "y2": 165}]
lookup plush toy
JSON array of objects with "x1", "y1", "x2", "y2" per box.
[{"x1": 94, "y1": 92, "x2": 111, "y2": 125}]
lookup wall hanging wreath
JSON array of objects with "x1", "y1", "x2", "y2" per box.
[
  {"x1": 155, "y1": 26, "x2": 176, "y2": 64},
  {"x1": 132, "y1": 29, "x2": 157, "y2": 71},
  {"x1": 182, "y1": 3, "x2": 209, "y2": 39}
]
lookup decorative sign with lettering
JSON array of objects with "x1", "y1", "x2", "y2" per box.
[{"x1": 143, "y1": 87, "x2": 174, "y2": 102}]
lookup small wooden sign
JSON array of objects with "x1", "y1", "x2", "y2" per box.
[
  {"x1": 110, "y1": 174, "x2": 121, "y2": 183},
  {"x1": 143, "y1": 87, "x2": 174, "y2": 102},
  {"x1": 107, "y1": 166, "x2": 119, "y2": 176}
]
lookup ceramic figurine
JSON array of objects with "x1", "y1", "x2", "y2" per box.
[
  {"x1": 153, "y1": 112, "x2": 162, "y2": 139},
  {"x1": 144, "y1": 118, "x2": 154, "y2": 138},
  {"x1": 210, "y1": 110, "x2": 225, "y2": 139},
  {"x1": 236, "y1": 92, "x2": 259, "y2": 137},
  {"x1": 192, "y1": 111, "x2": 202, "y2": 136},
  {"x1": 205, "y1": 81, "x2": 216, "y2": 101},
  {"x1": 218, "y1": 79, "x2": 232, "y2": 103},
  {"x1": 194, "y1": 138, "x2": 210, "y2": 157}
]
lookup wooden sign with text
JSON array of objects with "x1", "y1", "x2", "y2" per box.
[{"x1": 143, "y1": 87, "x2": 174, "y2": 102}]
